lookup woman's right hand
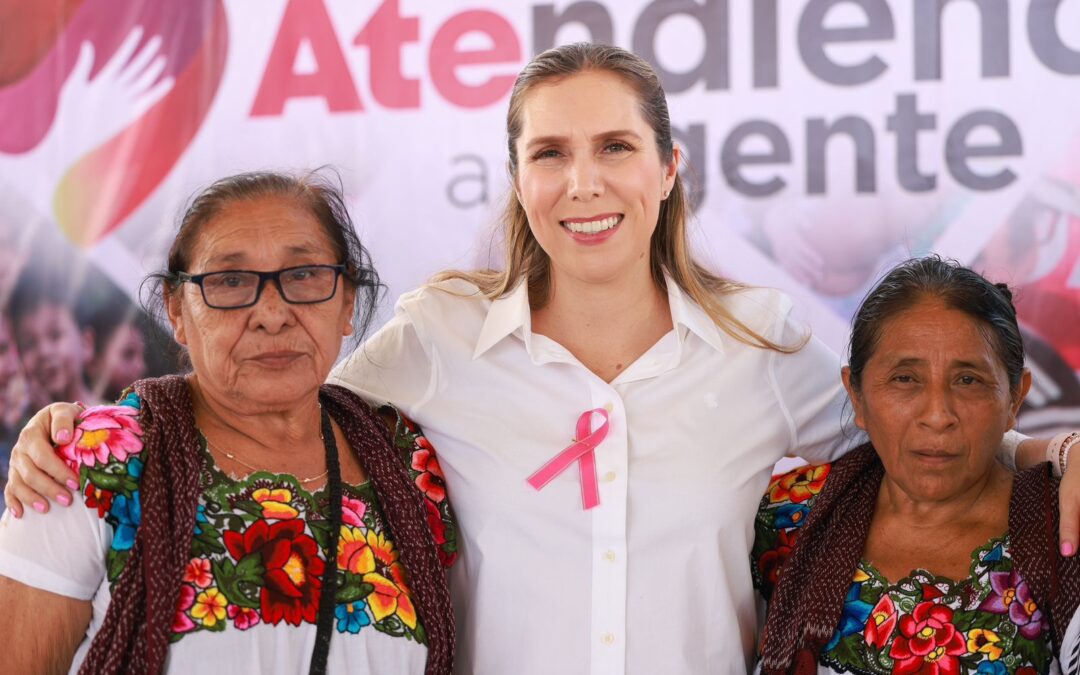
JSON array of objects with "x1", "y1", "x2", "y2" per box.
[{"x1": 4, "y1": 403, "x2": 82, "y2": 518}]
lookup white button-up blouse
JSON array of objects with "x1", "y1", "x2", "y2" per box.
[{"x1": 330, "y1": 277, "x2": 852, "y2": 674}]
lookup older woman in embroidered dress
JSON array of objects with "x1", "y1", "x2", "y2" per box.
[
  {"x1": 753, "y1": 257, "x2": 1080, "y2": 674},
  {"x1": 6, "y1": 45, "x2": 1080, "y2": 674},
  {"x1": 0, "y1": 171, "x2": 457, "y2": 675}
]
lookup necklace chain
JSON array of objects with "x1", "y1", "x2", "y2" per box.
[{"x1": 200, "y1": 405, "x2": 329, "y2": 485}]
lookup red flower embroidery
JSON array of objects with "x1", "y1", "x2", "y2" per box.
[
  {"x1": 183, "y1": 558, "x2": 213, "y2": 588},
  {"x1": 411, "y1": 437, "x2": 447, "y2": 503},
  {"x1": 865, "y1": 593, "x2": 897, "y2": 649},
  {"x1": 84, "y1": 483, "x2": 115, "y2": 518},
  {"x1": 223, "y1": 519, "x2": 324, "y2": 626},
  {"x1": 424, "y1": 499, "x2": 457, "y2": 567},
  {"x1": 888, "y1": 602, "x2": 966, "y2": 675},
  {"x1": 758, "y1": 529, "x2": 796, "y2": 588}
]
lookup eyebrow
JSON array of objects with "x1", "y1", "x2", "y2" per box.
[
  {"x1": 202, "y1": 245, "x2": 327, "y2": 268},
  {"x1": 889, "y1": 356, "x2": 994, "y2": 371},
  {"x1": 524, "y1": 129, "x2": 644, "y2": 150}
]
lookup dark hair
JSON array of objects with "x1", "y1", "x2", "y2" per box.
[
  {"x1": 847, "y1": 255, "x2": 1025, "y2": 393},
  {"x1": 146, "y1": 169, "x2": 383, "y2": 344},
  {"x1": 9, "y1": 266, "x2": 89, "y2": 328}
]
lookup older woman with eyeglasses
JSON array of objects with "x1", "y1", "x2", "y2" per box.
[{"x1": 0, "y1": 171, "x2": 457, "y2": 675}]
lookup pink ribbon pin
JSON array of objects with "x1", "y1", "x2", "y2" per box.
[{"x1": 527, "y1": 408, "x2": 610, "y2": 509}]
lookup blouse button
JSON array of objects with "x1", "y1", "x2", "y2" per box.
[
  {"x1": 603, "y1": 549, "x2": 616, "y2": 562},
  {"x1": 602, "y1": 471, "x2": 617, "y2": 483},
  {"x1": 601, "y1": 633, "x2": 616, "y2": 645}
]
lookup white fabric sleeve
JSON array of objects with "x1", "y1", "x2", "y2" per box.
[
  {"x1": 1059, "y1": 607, "x2": 1080, "y2": 674},
  {"x1": 768, "y1": 306, "x2": 859, "y2": 465},
  {"x1": 0, "y1": 497, "x2": 111, "y2": 600},
  {"x1": 329, "y1": 291, "x2": 437, "y2": 416}
]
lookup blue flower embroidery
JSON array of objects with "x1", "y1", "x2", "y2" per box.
[
  {"x1": 774, "y1": 502, "x2": 810, "y2": 529},
  {"x1": 335, "y1": 601, "x2": 372, "y2": 634},
  {"x1": 825, "y1": 583, "x2": 873, "y2": 651},
  {"x1": 194, "y1": 503, "x2": 209, "y2": 535},
  {"x1": 109, "y1": 491, "x2": 141, "y2": 551},
  {"x1": 977, "y1": 662, "x2": 1006, "y2": 675}
]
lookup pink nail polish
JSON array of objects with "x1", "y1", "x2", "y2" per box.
[
  {"x1": 32, "y1": 501, "x2": 46, "y2": 513},
  {"x1": 66, "y1": 479, "x2": 79, "y2": 490},
  {"x1": 57, "y1": 493, "x2": 71, "y2": 506},
  {"x1": 56, "y1": 430, "x2": 72, "y2": 443},
  {"x1": 1063, "y1": 542, "x2": 1075, "y2": 557}
]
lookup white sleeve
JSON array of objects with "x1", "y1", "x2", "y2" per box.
[
  {"x1": 768, "y1": 306, "x2": 859, "y2": 465},
  {"x1": 329, "y1": 291, "x2": 437, "y2": 417},
  {"x1": 0, "y1": 497, "x2": 111, "y2": 600},
  {"x1": 1060, "y1": 608, "x2": 1080, "y2": 674}
]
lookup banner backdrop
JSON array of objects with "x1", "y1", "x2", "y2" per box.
[{"x1": 1, "y1": 0, "x2": 1079, "y2": 475}]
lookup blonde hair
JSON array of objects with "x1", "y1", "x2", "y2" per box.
[{"x1": 434, "y1": 43, "x2": 799, "y2": 352}]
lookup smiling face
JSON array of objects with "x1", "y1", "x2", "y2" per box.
[
  {"x1": 513, "y1": 69, "x2": 678, "y2": 289},
  {"x1": 13, "y1": 301, "x2": 92, "y2": 402},
  {"x1": 842, "y1": 298, "x2": 1030, "y2": 503},
  {"x1": 166, "y1": 195, "x2": 355, "y2": 412}
]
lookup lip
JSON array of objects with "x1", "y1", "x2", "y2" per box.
[
  {"x1": 909, "y1": 449, "x2": 961, "y2": 464},
  {"x1": 560, "y1": 213, "x2": 623, "y2": 245},
  {"x1": 249, "y1": 350, "x2": 304, "y2": 367}
]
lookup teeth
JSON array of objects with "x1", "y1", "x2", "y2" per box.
[{"x1": 562, "y1": 215, "x2": 621, "y2": 234}]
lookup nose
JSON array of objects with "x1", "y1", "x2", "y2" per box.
[
  {"x1": 916, "y1": 382, "x2": 959, "y2": 432},
  {"x1": 567, "y1": 154, "x2": 603, "y2": 201},
  {"x1": 247, "y1": 278, "x2": 295, "y2": 334}
]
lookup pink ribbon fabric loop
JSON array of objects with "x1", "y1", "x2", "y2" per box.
[{"x1": 527, "y1": 408, "x2": 610, "y2": 509}]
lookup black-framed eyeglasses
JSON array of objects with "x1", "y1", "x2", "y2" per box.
[{"x1": 175, "y1": 264, "x2": 347, "y2": 309}]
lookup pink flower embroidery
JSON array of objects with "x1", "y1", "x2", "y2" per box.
[
  {"x1": 342, "y1": 495, "x2": 367, "y2": 527},
  {"x1": 172, "y1": 584, "x2": 197, "y2": 633},
  {"x1": 57, "y1": 405, "x2": 143, "y2": 469},
  {"x1": 228, "y1": 604, "x2": 261, "y2": 631}
]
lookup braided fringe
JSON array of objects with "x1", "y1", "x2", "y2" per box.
[
  {"x1": 321, "y1": 385, "x2": 455, "y2": 675},
  {"x1": 80, "y1": 375, "x2": 203, "y2": 675}
]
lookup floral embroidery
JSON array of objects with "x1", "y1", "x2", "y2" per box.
[
  {"x1": 66, "y1": 393, "x2": 454, "y2": 647},
  {"x1": 57, "y1": 404, "x2": 142, "y2": 468},
  {"x1": 753, "y1": 463, "x2": 1053, "y2": 674},
  {"x1": 386, "y1": 406, "x2": 458, "y2": 567},
  {"x1": 767, "y1": 464, "x2": 830, "y2": 504}
]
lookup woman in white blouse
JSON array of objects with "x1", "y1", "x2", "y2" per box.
[{"x1": 7, "y1": 44, "x2": 1078, "y2": 673}]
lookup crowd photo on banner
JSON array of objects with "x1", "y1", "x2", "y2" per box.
[{"x1": 0, "y1": 0, "x2": 1079, "y2": 672}]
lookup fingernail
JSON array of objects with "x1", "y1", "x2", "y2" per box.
[
  {"x1": 11, "y1": 508, "x2": 21, "y2": 519},
  {"x1": 56, "y1": 493, "x2": 71, "y2": 506},
  {"x1": 32, "y1": 501, "x2": 46, "y2": 513},
  {"x1": 66, "y1": 479, "x2": 79, "y2": 490},
  {"x1": 56, "y1": 430, "x2": 72, "y2": 443},
  {"x1": 1063, "y1": 542, "x2": 1075, "y2": 557}
]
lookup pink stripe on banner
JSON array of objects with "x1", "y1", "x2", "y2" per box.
[{"x1": 526, "y1": 408, "x2": 610, "y2": 510}]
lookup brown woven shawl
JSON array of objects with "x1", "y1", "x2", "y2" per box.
[
  {"x1": 760, "y1": 443, "x2": 1080, "y2": 674},
  {"x1": 79, "y1": 375, "x2": 454, "y2": 675}
]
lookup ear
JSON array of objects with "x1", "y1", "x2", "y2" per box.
[
  {"x1": 341, "y1": 285, "x2": 357, "y2": 337},
  {"x1": 662, "y1": 145, "x2": 681, "y2": 195},
  {"x1": 165, "y1": 284, "x2": 187, "y2": 347},
  {"x1": 841, "y1": 366, "x2": 866, "y2": 430},
  {"x1": 1007, "y1": 368, "x2": 1033, "y2": 429}
]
